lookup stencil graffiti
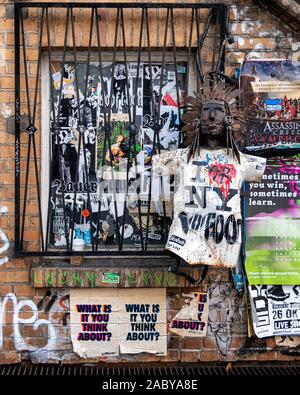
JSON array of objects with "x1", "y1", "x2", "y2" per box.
[{"x1": 208, "y1": 281, "x2": 244, "y2": 356}]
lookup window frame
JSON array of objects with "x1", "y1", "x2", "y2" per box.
[
  {"x1": 40, "y1": 51, "x2": 197, "y2": 257},
  {"x1": 14, "y1": 2, "x2": 227, "y2": 258}
]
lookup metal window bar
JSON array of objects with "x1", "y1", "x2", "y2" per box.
[{"x1": 14, "y1": 2, "x2": 227, "y2": 257}]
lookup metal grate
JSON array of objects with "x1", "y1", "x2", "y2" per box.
[
  {"x1": 1, "y1": 363, "x2": 300, "y2": 376},
  {"x1": 14, "y1": 2, "x2": 228, "y2": 257}
]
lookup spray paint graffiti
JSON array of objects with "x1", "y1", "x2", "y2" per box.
[
  {"x1": 37, "y1": 290, "x2": 70, "y2": 330},
  {"x1": 276, "y1": 335, "x2": 300, "y2": 356},
  {"x1": 0, "y1": 206, "x2": 9, "y2": 265},
  {"x1": 0, "y1": 293, "x2": 56, "y2": 351},
  {"x1": 208, "y1": 281, "x2": 244, "y2": 356}
]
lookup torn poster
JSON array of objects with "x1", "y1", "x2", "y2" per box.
[
  {"x1": 240, "y1": 60, "x2": 300, "y2": 152},
  {"x1": 70, "y1": 288, "x2": 167, "y2": 358},
  {"x1": 151, "y1": 148, "x2": 266, "y2": 267},
  {"x1": 170, "y1": 292, "x2": 209, "y2": 337},
  {"x1": 249, "y1": 285, "x2": 300, "y2": 338}
]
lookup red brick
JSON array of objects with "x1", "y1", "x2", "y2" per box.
[
  {"x1": 5, "y1": 259, "x2": 31, "y2": 269},
  {"x1": 0, "y1": 352, "x2": 20, "y2": 364},
  {"x1": 203, "y1": 336, "x2": 218, "y2": 350},
  {"x1": 5, "y1": 32, "x2": 14, "y2": 46},
  {"x1": 219, "y1": 351, "x2": 239, "y2": 362},
  {"x1": 230, "y1": 336, "x2": 247, "y2": 350},
  {"x1": 266, "y1": 337, "x2": 277, "y2": 348},
  {"x1": 0, "y1": 284, "x2": 13, "y2": 294},
  {"x1": 199, "y1": 350, "x2": 219, "y2": 362},
  {"x1": 1, "y1": 324, "x2": 14, "y2": 337},
  {"x1": 180, "y1": 351, "x2": 199, "y2": 363},
  {"x1": 20, "y1": 325, "x2": 45, "y2": 338},
  {"x1": 24, "y1": 337, "x2": 51, "y2": 349},
  {"x1": 182, "y1": 337, "x2": 202, "y2": 350},
  {"x1": 0, "y1": 270, "x2": 29, "y2": 283},
  {"x1": 169, "y1": 336, "x2": 182, "y2": 350},
  {"x1": 160, "y1": 350, "x2": 180, "y2": 362},
  {"x1": 13, "y1": 284, "x2": 35, "y2": 297}
]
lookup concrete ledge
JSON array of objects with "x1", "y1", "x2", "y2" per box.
[{"x1": 31, "y1": 266, "x2": 207, "y2": 288}]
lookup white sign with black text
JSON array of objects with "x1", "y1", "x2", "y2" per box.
[{"x1": 249, "y1": 285, "x2": 300, "y2": 338}]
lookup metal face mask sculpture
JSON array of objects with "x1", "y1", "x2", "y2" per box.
[
  {"x1": 182, "y1": 75, "x2": 243, "y2": 162},
  {"x1": 200, "y1": 99, "x2": 227, "y2": 137}
]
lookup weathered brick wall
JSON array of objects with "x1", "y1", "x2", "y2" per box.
[{"x1": 0, "y1": 0, "x2": 300, "y2": 365}]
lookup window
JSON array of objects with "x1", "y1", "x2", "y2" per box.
[
  {"x1": 15, "y1": 3, "x2": 227, "y2": 257},
  {"x1": 41, "y1": 55, "x2": 196, "y2": 253}
]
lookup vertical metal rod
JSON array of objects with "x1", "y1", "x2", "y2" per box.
[
  {"x1": 79, "y1": 7, "x2": 96, "y2": 251},
  {"x1": 170, "y1": 8, "x2": 182, "y2": 127},
  {"x1": 95, "y1": 8, "x2": 109, "y2": 251},
  {"x1": 184, "y1": 8, "x2": 194, "y2": 111},
  {"x1": 19, "y1": 11, "x2": 32, "y2": 250},
  {"x1": 14, "y1": 4, "x2": 21, "y2": 252},
  {"x1": 155, "y1": 7, "x2": 169, "y2": 153},
  {"x1": 94, "y1": 133, "x2": 107, "y2": 251},
  {"x1": 195, "y1": 8, "x2": 214, "y2": 84},
  {"x1": 106, "y1": 7, "x2": 122, "y2": 250},
  {"x1": 56, "y1": 7, "x2": 71, "y2": 250},
  {"x1": 20, "y1": 12, "x2": 32, "y2": 123},
  {"x1": 211, "y1": 8, "x2": 219, "y2": 72},
  {"x1": 120, "y1": 8, "x2": 132, "y2": 125},
  {"x1": 130, "y1": 8, "x2": 145, "y2": 251},
  {"x1": 218, "y1": 5, "x2": 227, "y2": 74},
  {"x1": 144, "y1": 7, "x2": 159, "y2": 250},
  {"x1": 154, "y1": 6, "x2": 169, "y2": 244},
  {"x1": 32, "y1": 7, "x2": 45, "y2": 251},
  {"x1": 45, "y1": 7, "x2": 56, "y2": 251},
  {"x1": 68, "y1": 7, "x2": 79, "y2": 249},
  {"x1": 119, "y1": 7, "x2": 133, "y2": 249},
  {"x1": 195, "y1": 8, "x2": 203, "y2": 83}
]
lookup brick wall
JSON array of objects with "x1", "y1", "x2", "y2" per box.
[{"x1": 0, "y1": 0, "x2": 300, "y2": 365}]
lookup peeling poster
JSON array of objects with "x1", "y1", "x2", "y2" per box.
[
  {"x1": 249, "y1": 285, "x2": 300, "y2": 338},
  {"x1": 170, "y1": 292, "x2": 209, "y2": 337},
  {"x1": 70, "y1": 288, "x2": 167, "y2": 358}
]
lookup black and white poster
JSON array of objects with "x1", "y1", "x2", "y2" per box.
[
  {"x1": 249, "y1": 285, "x2": 300, "y2": 338},
  {"x1": 49, "y1": 61, "x2": 186, "y2": 249}
]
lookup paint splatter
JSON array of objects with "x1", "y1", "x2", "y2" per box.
[{"x1": 208, "y1": 163, "x2": 237, "y2": 200}]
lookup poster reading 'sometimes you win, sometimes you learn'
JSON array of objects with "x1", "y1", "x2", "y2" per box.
[{"x1": 245, "y1": 155, "x2": 300, "y2": 285}]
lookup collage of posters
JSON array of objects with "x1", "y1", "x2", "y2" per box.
[
  {"x1": 49, "y1": 61, "x2": 186, "y2": 249},
  {"x1": 241, "y1": 60, "x2": 300, "y2": 338}
]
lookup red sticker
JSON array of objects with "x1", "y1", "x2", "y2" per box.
[{"x1": 82, "y1": 209, "x2": 90, "y2": 218}]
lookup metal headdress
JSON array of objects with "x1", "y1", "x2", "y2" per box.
[{"x1": 181, "y1": 73, "x2": 243, "y2": 163}]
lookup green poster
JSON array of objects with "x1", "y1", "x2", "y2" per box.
[{"x1": 245, "y1": 155, "x2": 300, "y2": 284}]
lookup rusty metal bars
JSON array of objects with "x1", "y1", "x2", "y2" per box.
[{"x1": 14, "y1": 2, "x2": 227, "y2": 257}]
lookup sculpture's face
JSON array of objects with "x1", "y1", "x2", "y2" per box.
[{"x1": 201, "y1": 100, "x2": 226, "y2": 137}]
